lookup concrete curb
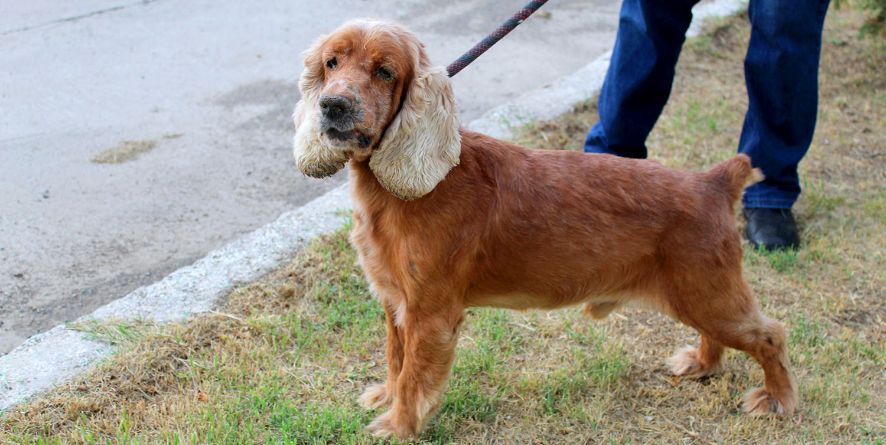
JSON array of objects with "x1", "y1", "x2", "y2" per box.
[
  {"x1": 0, "y1": 184, "x2": 352, "y2": 411},
  {"x1": 0, "y1": 0, "x2": 747, "y2": 413},
  {"x1": 0, "y1": 327, "x2": 113, "y2": 410},
  {"x1": 87, "y1": 184, "x2": 351, "y2": 323},
  {"x1": 467, "y1": 51, "x2": 611, "y2": 139}
]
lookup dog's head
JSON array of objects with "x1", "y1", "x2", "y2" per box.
[{"x1": 292, "y1": 19, "x2": 461, "y2": 200}]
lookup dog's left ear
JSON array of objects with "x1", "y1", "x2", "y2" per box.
[{"x1": 369, "y1": 61, "x2": 461, "y2": 201}]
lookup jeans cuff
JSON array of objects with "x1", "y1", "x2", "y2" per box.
[{"x1": 741, "y1": 196, "x2": 796, "y2": 209}]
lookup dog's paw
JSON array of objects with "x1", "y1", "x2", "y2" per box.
[
  {"x1": 366, "y1": 410, "x2": 396, "y2": 439},
  {"x1": 366, "y1": 410, "x2": 416, "y2": 440},
  {"x1": 742, "y1": 387, "x2": 796, "y2": 417},
  {"x1": 667, "y1": 346, "x2": 721, "y2": 378},
  {"x1": 358, "y1": 383, "x2": 390, "y2": 410}
]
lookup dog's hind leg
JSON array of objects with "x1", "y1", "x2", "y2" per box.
[
  {"x1": 729, "y1": 314, "x2": 797, "y2": 416},
  {"x1": 666, "y1": 280, "x2": 797, "y2": 416},
  {"x1": 359, "y1": 301, "x2": 404, "y2": 410}
]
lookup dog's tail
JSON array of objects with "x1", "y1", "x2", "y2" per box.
[{"x1": 705, "y1": 154, "x2": 763, "y2": 204}]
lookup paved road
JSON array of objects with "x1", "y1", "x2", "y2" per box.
[{"x1": 0, "y1": 0, "x2": 620, "y2": 353}]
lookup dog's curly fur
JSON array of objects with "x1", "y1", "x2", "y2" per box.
[{"x1": 293, "y1": 20, "x2": 797, "y2": 440}]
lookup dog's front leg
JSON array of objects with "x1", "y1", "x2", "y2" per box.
[
  {"x1": 359, "y1": 301, "x2": 404, "y2": 409},
  {"x1": 366, "y1": 303, "x2": 463, "y2": 440}
]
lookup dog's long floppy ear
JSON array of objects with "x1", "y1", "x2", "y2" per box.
[
  {"x1": 292, "y1": 34, "x2": 324, "y2": 134},
  {"x1": 369, "y1": 52, "x2": 461, "y2": 201},
  {"x1": 292, "y1": 34, "x2": 350, "y2": 178}
]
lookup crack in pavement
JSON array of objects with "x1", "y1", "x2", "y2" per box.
[{"x1": 1, "y1": 0, "x2": 162, "y2": 36}]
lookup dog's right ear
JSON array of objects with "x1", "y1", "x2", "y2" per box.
[
  {"x1": 295, "y1": 34, "x2": 326, "y2": 118},
  {"x1": 292, "y1": 35, "x2": 350, "y2": 178}
]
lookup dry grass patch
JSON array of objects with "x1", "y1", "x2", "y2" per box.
[
  {"x1": 3, "y1": 4, "x2": 884, "y2": 444},
  {"x1": 91, "y1": 135, "x2": 180, "y2": 164},
  {"x1": 91, "y1": 140, "x2": 158, "y2": 164}
]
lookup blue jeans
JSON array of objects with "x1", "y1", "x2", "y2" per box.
[{"x1": 585, "y1": 0, "x2": 831, "y2": 208}]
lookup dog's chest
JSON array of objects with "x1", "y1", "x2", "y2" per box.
[{"x1": 350, "y1": 208, "x2": 412, "y2": 305}]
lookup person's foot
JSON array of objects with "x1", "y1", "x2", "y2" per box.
[{"x1": 743, "y1": 208, "x2": 800, "y2": 250}]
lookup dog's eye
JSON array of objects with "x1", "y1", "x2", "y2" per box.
[
  {"x1": 376, "y1": 67, "x2": 394, "y2": 81},
  {"x1": 326, "y1": 57, "x2": 337, "y2": 70}
]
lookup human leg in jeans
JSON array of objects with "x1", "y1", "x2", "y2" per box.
[
  {"x1": 584, "y1": 0, "x2": 700, "y2": 158},
  {"x1": 586, "y1": 0, "x2": 831, "y2": 249},
  {"x1": 739, "y1": 0, "x2": 830, "y2": 249}
]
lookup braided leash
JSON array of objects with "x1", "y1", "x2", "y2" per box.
[{"x1": 446, "y1": 0, "x2": 551, "y2": 77}]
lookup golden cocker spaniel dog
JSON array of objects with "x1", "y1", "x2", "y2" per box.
[{"x1": 292, "y1": 20, "x2": 796, "y2": 440}]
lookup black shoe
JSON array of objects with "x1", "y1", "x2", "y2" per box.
[{"x1": 743, "y1": 208, "x2": 800, "y2": 251}]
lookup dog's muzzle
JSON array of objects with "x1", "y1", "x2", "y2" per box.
[
  {"x1": 318, "y1": 95, "x2": 372, "y2": 148},
  {"x1": 319, "y1": 95, "x2": 352, "y2": 121}
]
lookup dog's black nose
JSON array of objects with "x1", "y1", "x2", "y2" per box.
[{"x1": 319, "y1": 95, "x2": 352, "y2": 121}]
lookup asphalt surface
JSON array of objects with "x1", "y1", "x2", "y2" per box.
[{"x1": 0, "y1": 0, "x2": 620, "y2": 353}]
